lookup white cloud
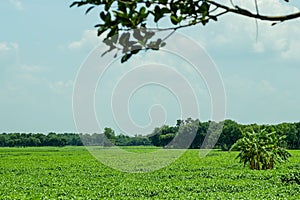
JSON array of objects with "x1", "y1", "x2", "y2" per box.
[
  {"x1": 281, "y1": 40, "x2": 300, "y2": 60},
  {"x1": 226, "y1": 76, "x2": 276, "y2": 95},
  {"x1": 49, "y1": 80, "x2": 73, "y2": 94},
  {"x1": 68, "y1": 30, "x2": 102, "y2": 50},
  {"x1": 0, "y1": 42, "x2": 18, "y2": 52},
  {"x1": 223, "y1": 0, "x2": 298, "y2": 15},
  {"x1": 20, "y1": 64, "x2": 43, "y2": 72},
  {"x1": 9, "y1": 0, "x2": 23, "y2": 10},
  {"x1": 222, "y1": 73, "x2": 300, "y2": 123},
  {"x1": 0, "y1": 43, "x2": 10, "y2": 52},
  {"x1": 252, "y1": 42, "x2": 265, "y2": 53},
  {"x1": 190, "y1": 0, "x2": 300, "y2": 60},
  {"x1": 259, "y1": 80, "x2": 276, "y2": 94},
  {"x1": 257, "y1": 21, "x2": 300, "y2": 60}
]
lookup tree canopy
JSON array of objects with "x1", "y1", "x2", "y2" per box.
[
  {"x1": 70, "y1": 0, "x2": 300, "y2": 62},
  {"x1": 1, "y1": 119, "x2": 300, "y2": 149}
]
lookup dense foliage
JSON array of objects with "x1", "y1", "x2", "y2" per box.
[
  {"x1": 148, "y1": 119, "x2": 300, "y2": 150},
  {"x1": 0, "y1": 132, "x2": 151, "y2": 147},
  {"x1": 70, "y1": 0, "x2": 300, "y2": 62},
  {"x1": 0, "y1": 133, "x2": 83, "y2": 147},
  {"x1": 230, "y1": 129, "x2": 291, "y2": 170},
  {"x1": 1, "y1": 119, "x2": 300, "y2": 149},
  {"x1": 0, "y1": 147, "x2": 300, "y2": 199}
]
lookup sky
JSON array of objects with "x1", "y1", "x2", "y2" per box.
[{"x1": 1, "y1": 0, "x2": 300, "y2": 134}]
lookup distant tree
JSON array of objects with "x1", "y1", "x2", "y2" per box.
[
  {"x1": 1, "y1": 118, "x2": 300, "y2": 148},
  {"x1": 295, "y1": 122, "x2": 300, "y2": 148},
  {"x1": 0, "y1": 135, "x2": 7, "y2": 146},
  {"x1": 176, "y1": 119, "x2": 184, "y2": 127},
  {"x1": 230, "y1": 128, "x2": 291, "y2": 170},
  {"x1": 159, "y1": 133, "x2": 175, "y2": 146},
  {"x1": 276, "y1": 123, "x2": 298, "y2": 149},
  {"x1": 34, "y1": 133, "x2": 47, "y2": 146},
  {"x1": 149, "y1": 125, "x2": 178, "y2": 147},
  {"x1": 69, "y1": 134, "x2": 84, "y2": 146},
  {"x1": 115, "y1": 134, "x2": 130, "y2": 146},
  {"x1": 103, "y1": 127, "x2": 115, "y2": 139},
  {"x1": 47, "y1": 133, "x2": 66, "y2": 147},
  {"x1": 171, "y1": 118, "x2": 199, "y2": 148},
  {"x1": 218, "y1": 120, "x2": 242, "y2": 151},
  {"x1": 26, "y1": 137, "x2": 41, "y2": 147},
  {"x1": 7, "y1": 139, "x2": 15, "y2": 147},
  {"x1": 190, "y1": 121, "x2": 208, "y2": 149},
  {"x1": 148, "y1": 127, "x2": 162, "y2": 146},
  {"x1": 127, "y1": 135, "x2": 152, "y2": 146},
  {"x1": 103, "y1": 127, "x2": 116, "y2": 146}
]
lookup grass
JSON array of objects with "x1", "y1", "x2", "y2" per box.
[{"x1": 0, "y1": 146, "x2": 300, "y2": 199}]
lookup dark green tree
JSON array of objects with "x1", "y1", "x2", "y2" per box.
[
  {"x1": 0, "y1": 134, "x2": 7, "y2": 146},
  {"x1": 276, "y1": 123, "x2": 298, "y2": 149},
  {"x1": 103, "y1": 127, "x2": 116, "y2": 146},
  {"x1": 218, "y1": 120, "x2": 242, "y2": 151}
]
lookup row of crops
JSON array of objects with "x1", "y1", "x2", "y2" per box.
[{"x1": 0, "y1": 147, "x2": 300, "y2": 199}]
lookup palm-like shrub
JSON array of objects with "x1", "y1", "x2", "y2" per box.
[{"x1": 230, "y1": 129, "x2": 291, "y2": 170}]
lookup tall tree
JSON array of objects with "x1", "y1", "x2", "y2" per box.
[
  {"x1": 103, "y1": 127, "x2": 116, "y2": 146},
  {"x1": 218, "y1": 119, "x2": 242, "y2": 151}
]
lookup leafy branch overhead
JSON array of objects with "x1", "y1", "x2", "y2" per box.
[{"x1": 70, "y1": 0, "x2": 300, "y2": 62}]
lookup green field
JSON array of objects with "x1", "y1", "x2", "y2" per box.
[{"x1": 1, "y1": 147, "x2": 300, "y2": 199}]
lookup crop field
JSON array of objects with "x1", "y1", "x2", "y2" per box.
[{"x1": 0, "y1": 147, "x2": 300, "y2": 199}]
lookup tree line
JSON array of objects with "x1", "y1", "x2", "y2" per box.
[
  {"x1": 0, "y1": 132, "x2": 83, "y2": 147},
  {"x1": 0, "y1": 128, "x2": 151, "y2": 147},
  {"x1": 1, "y1": 119, "x2": 300, "y2": 149},
  {"x1": 149, "y1": 119, "x2": 300, "y2": 150}
]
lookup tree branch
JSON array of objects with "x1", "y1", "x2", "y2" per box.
[{"x1": 207, "y1": 0, "x2": 300, "y2": 22}]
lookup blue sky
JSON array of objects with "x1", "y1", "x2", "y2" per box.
[{"x1": 1, "y1": 0, "x2": 300, "y2": 134}]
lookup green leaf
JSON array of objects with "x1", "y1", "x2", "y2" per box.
[
  {"x1": 154, "y1": 6, "x2": 164, "y2": 23},
  {"x1": 144, "y1": 31, "x2": 155, "y2": 40},
  {"x1": 131, "y1": 45, "x2": 142, "y2": 54},
  {"x1": 107, "y1": 26, "x2": 118, "y2": 38},
  {"x1": 159, "y1": 0, "x2": 168, "y2": 5},
  {"x1": 210, "y1": 15, "x2": 218, "y2": 21},
  {"x1": 100, "y1": 11, "x2": 106, "y2": 21},
  {"x1": 133, "y1": 29, "x2": 143, "y2": 41},
  {"x1": 140, "y1": 7, "x2": 146, "y2": 15},
  {"x1": 101, "y1": 45, "x2": 116, "y2": 57},
  {"x1": 145, "y1": 1, "x2": 151, "y2": 8},
  {"x1": 121, "y1": 53, "x2": 132, "y2": 63},
  {"x1": 161, "y1": 7, "x2": 170, "y2": 14},
  {"x1": 119, "y1": 32, "x2": 130, "y2": 46},
  {"x1": 105, "y1": 0, "x2": 114, "y2": 11},
  {"x1": 85, "y1": 6, "x2": 95, "y2": 15},
  {"x1": 170, "y1": 15, "x2": 179, "y2": 25},
  {"x1": 200, "y1": 1, "x2": 210, "y2": 20},
  {"x1": 97, "y1": 25, "x2": 107, "y2": 36}
]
